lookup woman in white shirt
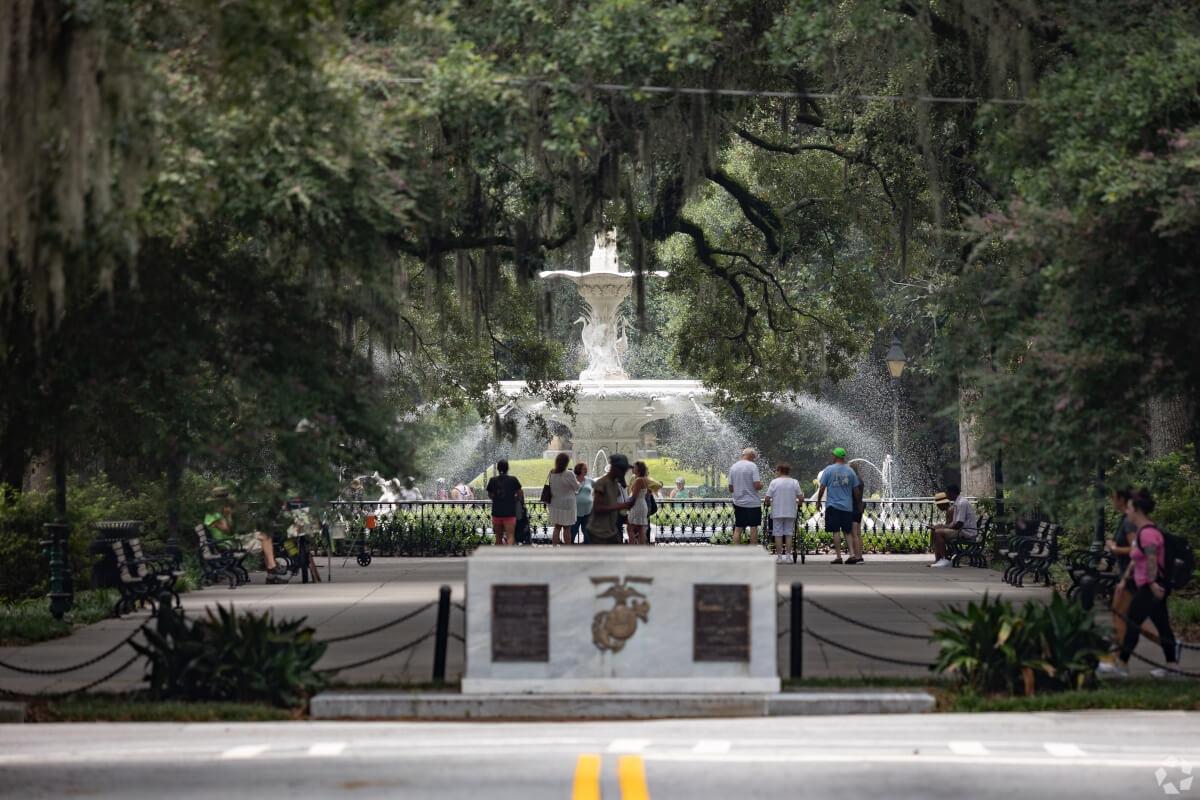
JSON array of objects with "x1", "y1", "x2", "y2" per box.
[
  {"x1": 765, "y1": 463, "x2": 803, "y2": 564},
  {"x1": 548, "y1": 452, "x2": 581, "y2": 545}
]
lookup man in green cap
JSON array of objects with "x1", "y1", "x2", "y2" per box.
[{"x1": 816, "y1": 448, "x2": 861, "y2": 565}]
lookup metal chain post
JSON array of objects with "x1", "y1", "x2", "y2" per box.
[
  {"x1": 790, "y1": 582, "x2": 803, "y2": 679},
  {"x1": 432, "y1": 584, "x2": 451, "y2": 683}
]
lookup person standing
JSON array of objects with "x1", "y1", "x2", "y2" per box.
[
  {"x1": 451, "y1": 479, "x2": 474, "y2": 501},
  {"x1": 485, "y1": 460, "x2": 522, "y2": 546},
  {"x1": 399, "y1": 477, "x2": 423, "y2": 502},
  {"x1": 815, "y1": 448, "x2": 861, "y2": 565},
  {"x1": 728, "y1": 448, "x2": 763, "y2": 545},
  {"x1": 927, "y1": 484, "x2": 977, "y2": 568},
  {"x1": 573, "y1": 462, "x2": 594, "y2": 544},
  {"x1": 588, "y1": 453, "x2": 633, "y2": 545},
  {"x1": 547, "y1": 452, "x2": 581, "y2": 546},
  {"x1": 435, "y1": 478, "x2": 450, "y2": 500},
  {"x1": 845, "y1": 461, "x2": 866, "y2": 564},
  {"x1": 1098, "y1": 488, "x2": 1181, "y2": 678},
  {"x1": 765, "y1": 463, "x2": 802, "y2": 564},
  {"x1": 626, "y1": 460, "x2": 652, "y2": 545},
  {"x1": 670, "y1": 477, "x2": 691, "y2": 499}
]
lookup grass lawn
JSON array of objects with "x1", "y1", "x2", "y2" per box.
[
  {"x1": 0, "y1": 590, "x2": 119, "y2": 646},
  {"x1": 945, "y1": 679, "x2": 1200, "y2": 712},
  {"x1": 26, "y1": 694, "x2": 297, "y2": 722},
  {"x1": 470, "y1": 457, "x2": 718, "y2": 492}
]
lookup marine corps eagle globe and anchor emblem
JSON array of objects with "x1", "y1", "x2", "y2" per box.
[{"x1": 591, "y1": 575, "x2": 652, "y2": 652}]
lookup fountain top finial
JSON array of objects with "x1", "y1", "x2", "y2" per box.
[{"x1": 588, "y1": 231, "x2": 620, "y2": 274}]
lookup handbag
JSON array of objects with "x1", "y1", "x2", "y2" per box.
[{"x1": 540, "y1": 473, "x2": 553, "y2": 504}]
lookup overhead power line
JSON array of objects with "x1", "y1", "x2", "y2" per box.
[{"x1": 385, "y1": 76, "x2": 1030, "y2": 106}]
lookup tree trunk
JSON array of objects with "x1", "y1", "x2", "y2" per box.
[
  {"x1": 1148, "y1": 393, "x2": 1195, "y2": 458},
  {"x1": 959, "y1": 385, "x2": 995, "y2": 497}
]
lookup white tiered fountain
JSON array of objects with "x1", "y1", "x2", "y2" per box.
[{"x1": 500, "y1": 231, "x2": 711, "y2": 461}]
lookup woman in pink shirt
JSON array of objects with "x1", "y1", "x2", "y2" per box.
[{"x1": 1098, "y1": 488, "x2": 1180, "y2": 678}]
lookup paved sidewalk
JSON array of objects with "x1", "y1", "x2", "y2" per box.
[{"x1": 0, "y1": 554, "x2": 1057, "y2": 694}]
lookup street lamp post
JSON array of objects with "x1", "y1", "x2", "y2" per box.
[{"x1": 885, "y1": 337, "x2": 907, "y2": 491}]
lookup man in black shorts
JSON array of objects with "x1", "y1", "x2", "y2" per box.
[
  {"x1": 815, "y1": 447, "x2": 862, "y2": 565},
  {"x1": 727, "y1": 448, "x2": 763, "y2": 545}
]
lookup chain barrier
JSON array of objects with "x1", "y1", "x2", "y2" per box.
[
  {"x1": 803, "y1": 596, "x2": 932, "y2": 641},
  {"x1": 449, "y1": 632, "x2": 465, "y2": 643},
  {"x1": 0, "y1": 625, "x2": 148, "y2": 675},
  {"x1": 1105, "y1": 603, "x2": 1200, "y2": 652},
  {"x1": 316, "y1": 602, "x2": 437, "y2": 644},
  {"x1": 452, "y1": 601, "x2": 466, "y2": 612},
  {"x1": 318, "y1": 628, "x2": 436, "y2": 674},
  {"x1": 803, "y1": 625, "x2": 936, "y2": 668},
  {"x1": 0, "y1": 653, "x2": 143, "y2": 701},
  {"x1": 1124, "y1": 649, "x2": 1200, "y2": 678}
]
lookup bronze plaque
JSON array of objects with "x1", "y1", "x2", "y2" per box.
[
  {"x1": 491, "y1": 584, "x2": 549, "y2": 662},
  {"x1": 693, "y1": 583, "x2": 751, "y2": 662}
]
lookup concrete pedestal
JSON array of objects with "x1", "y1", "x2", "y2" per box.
[{"x1": 462, "y1": 548, "x2": 779, "y2": 694}]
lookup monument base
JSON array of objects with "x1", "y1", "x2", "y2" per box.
[{"x1": 463, "y1": 548, "x2": 780, "y2": 695}]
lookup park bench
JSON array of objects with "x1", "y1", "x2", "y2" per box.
[
  {"x1": 110, "y1": 539, "x2": 182, "y2": 616},
  {"x1": 1002, "y1": 521, "x2": 1060, "y2": 587},
  {"x1": 194, "y1": 523, "x2": 249, "y2": 588},
  {"x1": 1066, "y1": 548, "x2": 1121, "y2": 603},
  {"x1": 947, "y1": 514, "x2": 990, "y2": 568}
]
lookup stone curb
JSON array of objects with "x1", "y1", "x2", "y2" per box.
[
  {"x1": 310, "y1": 691, "x2": 936, "y2": 720},
  {"x1": 0, "y1": 701, "x2": 26, "y2": 723}
]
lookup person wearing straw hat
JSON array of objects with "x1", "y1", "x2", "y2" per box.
[
  {"x1": 203, "y1": 486, "x2": 289, "y2": 583},
  {"x1": 927, "y1": 484, "x2": 977, "y2": 568}
]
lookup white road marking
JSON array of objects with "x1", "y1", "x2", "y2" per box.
[
  {"x1": 220, "y1": 745, "x2": 269, "y2": 760},
  {"x1": 948, "y1": 741, "x2": 989, "y2": 756},
  {"x1": 1043, "y1": 743, "x2": 1086, "y2": 758},
  {"x1": 693, "y1": 740, "x2": 732, "y2": 754},
  {"x1": 608, "y1": 739, "x2": 651, "y2": 753},
  {"x1": 308, "y1": 742, "x2": 347, "y2": 757}
]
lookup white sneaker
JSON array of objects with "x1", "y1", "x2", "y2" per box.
[
  {"x1": 1097, "y1": 661, "x2": 1129, "y2": 678},
  {"x1": 930, "y1": 559, "x2": 953, "y2": 568},
  {"x1": 1150, "y1": 667, "x2": 1183, "y2": 680}
]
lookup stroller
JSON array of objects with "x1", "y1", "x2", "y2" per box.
[{"x1": 514, "y1": 495, "x2": 533, "y2": 545}]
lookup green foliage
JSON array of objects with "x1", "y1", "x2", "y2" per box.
[
  {"x1": 932, "y1": 593, "x2": 1107, "y2": 695},
  {"x1": 0, "y1": 589, "x2": 118, "y2": 645},
  {"x1": 947, "y1": 679, "x2": 1200, "y2": 713},
  {"x1": 134, "y1": 605, "x2": 328, "y2": 708},
  {"x1": 0, "y1": 474, "x2": 211, "y2": 602}
]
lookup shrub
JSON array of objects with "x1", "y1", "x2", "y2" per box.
[
  {"x1": 133, "y1": 605, "x2": 327, "y2": 708},
  {"x1": 932, "y1": 593, "x2": 1107, "y2": 695}
]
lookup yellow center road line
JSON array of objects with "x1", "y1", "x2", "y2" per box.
[
  {"x1": 618, "y1": 754, "x2": 651, "y2": 800},
  {"x1": 572, "y1": 753, "x2": 602, "y2": 800}
]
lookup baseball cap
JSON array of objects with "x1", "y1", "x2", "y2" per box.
[
  {"x1": 832, "y1": 447, "x2": 847, "y2": 458},
  {"x1": 609, "y1": 453, "x2": 631, "y2": 471}
]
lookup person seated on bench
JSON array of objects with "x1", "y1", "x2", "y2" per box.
[
  {"x1": 204, "y1": 486, "x2": 289, "y2": 584},
  {"x1": 928, "y1": 485, "x2": 977, "y2": 568}
]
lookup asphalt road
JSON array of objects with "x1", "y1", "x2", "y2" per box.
[{"x1": 2, "y1": 712, "x2": 1197, "y2": 799}]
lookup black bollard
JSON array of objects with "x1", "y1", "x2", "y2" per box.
[
  {"x1": 1078, "y1": 574, "x2": 1097, "y2": 611},
  {"x1": 432, "y1": 584, "x2": 451, "y2": 683},
  {"x1": 790, "y1": 582, "x2": 803, "y2": 680}
]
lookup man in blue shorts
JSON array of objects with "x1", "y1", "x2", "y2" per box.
[{"x1": 816, "y1": 448, "x2": 861, "y2": 565}]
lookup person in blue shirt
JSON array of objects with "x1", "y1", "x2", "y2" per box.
[{"x1": 816, "y1": 448, "x2": 862, "y2": 565}]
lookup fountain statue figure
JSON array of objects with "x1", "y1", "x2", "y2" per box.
[{"x1": 541, "y1": 231, "x2": 667, "y2": 381}]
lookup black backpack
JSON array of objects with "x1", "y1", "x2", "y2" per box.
[
  {"x1": 646, "y1": 492, "x2": 658, "y2": 518},
  {"x1": 1138, "y1": 526, "x2": 1195, "y2": 590}
]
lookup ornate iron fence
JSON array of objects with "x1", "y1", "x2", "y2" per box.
[{"x1": 319, "y1": 499, "x2": 942, "y2": 557}]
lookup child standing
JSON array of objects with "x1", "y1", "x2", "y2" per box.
[{"x1": 766, "y1": 463, "x2": 803, "y2": 564}]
